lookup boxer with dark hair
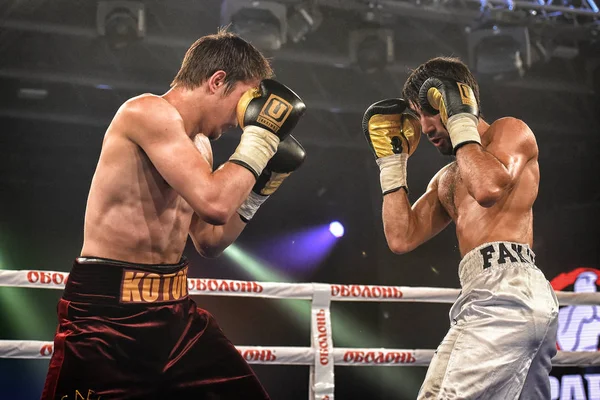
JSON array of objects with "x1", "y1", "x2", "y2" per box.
[
  {"x1": 363, "y1": 56, "x2": 558, "y2": 399},
  {"x1": 41, "y1": 30, "x2": 306, "y2": 400}
]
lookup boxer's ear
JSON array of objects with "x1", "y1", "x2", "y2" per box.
[{"x1": 208, "y1": 70, "x2": 227, "y2": 94}]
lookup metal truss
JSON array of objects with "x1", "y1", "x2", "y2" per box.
[{"x1": 320, "y1": 0, "x2": 600, "y2": 39}]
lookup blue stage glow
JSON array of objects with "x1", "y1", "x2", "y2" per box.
[{"x1": 253, "y1": 223, "x2": 344, "y2": 274}]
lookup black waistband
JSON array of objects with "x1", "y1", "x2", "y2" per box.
[{"x1": 63, "y1": 256, "x2": 189, "y2": 305}]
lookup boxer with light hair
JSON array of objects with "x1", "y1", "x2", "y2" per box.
[
  {"x1": 362, "y1": 56, "x2": 558, "y2": 399},
  {"x1": 41, "y1": 29, "x2": 307, "y2": 400}
]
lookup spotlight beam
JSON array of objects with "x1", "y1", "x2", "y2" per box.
[{"x1": 222, "y1": 243, "x2": 421, "y2": 396}]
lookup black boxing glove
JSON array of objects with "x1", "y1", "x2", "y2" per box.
[
  {"x1": 238, "y1": 135, "x2": 306, "y2": 222},
  {"x1": 229, "y1": 79, "x2": 306, "y2": 178},
  {"x1": 418, "y1": 77, "x2": 481, "y2": 153},
  {"x1": 237, "y1": 79, "x2": 306, "y2": 139}
]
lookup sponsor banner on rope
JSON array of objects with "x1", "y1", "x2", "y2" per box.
[
  {"x1": 39, "y1": 343, "x2": 53, "y2": 357},
  {"x1": 237, "y1": 348, "x2": 277, "y2": 363},
  {"x1": 188, "y1": 279, "x2": 265, "y2": 294},
  {"x1": 0, "y1": 340, "x2": 433, "y2": 366},
  {"x1": 311, "y1": 284, "x2": 335, "y2": 400},
  {"x1": 330, "y1": 283, "x2": 460, "y2": 303},
  {"x1": 330, "y1": 284, "x2": 403, "y2": 299},
  {"x1": 187, "y1": 278, "x2": 314, "y2": 299},
  {"x1": 340, "y1": 349, "x2": 417, "y2": 365},
  {"x1": 0, "y1": 270, "x2": 467, "y2": 303},
  {"x1": 6, "y1": 269, "x2": 600, "y2": 305},
  {"x1": 235, "y1": 347, "x2": 338, "y2": 366},
  {"x1": 314, "y1": 309, "x2": 332, "y2": 367},
  {"x1": 0, "y1": 340, "x2": 594, "y2": 369},
  {"x1": 26, "y1": 271, "x2": 69, "y2": 287}
]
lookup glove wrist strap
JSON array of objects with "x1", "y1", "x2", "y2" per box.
[
  {"x1": 238, "y1": 191, "x2": 269, "y2": 222},
  {"x1": 376, "y1": 153, "x2": 408, "y2": 194},
  {"x1": 229, "y1": 126, "x2": 280, "y2": 177},
  {"x1": 447, "y1": 114, "x2": 481, "y2": 153}
]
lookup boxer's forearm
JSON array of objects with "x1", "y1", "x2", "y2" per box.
[
  {"x1": 190, "y1": 162, "x2": 256, "y2": 225},
  {"x1": 382, "y1": 190, "x2": 419, "y2": 254},
  {"x1": 189, "y1": 213, "x2": 247, "y2": 258},
  {"x1": 382, "y1": 173, "x2": 451, "y2": 254},
  {"x1": 456, "y1": 144, "x2": 511, "y2": 207}
]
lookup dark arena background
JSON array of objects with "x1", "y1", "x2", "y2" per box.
[{"x1": 1, "y1": 1, "x2": 600, "y2": 399}]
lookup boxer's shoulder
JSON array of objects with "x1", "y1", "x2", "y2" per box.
[
  {"x1": 108, "y1": 94, "x2": 185, "y2": 146},
  {"x1": 481, "y1": 117, "x2": 538, "y2": 164},
  {"x1": 117, "y1": 94, "x2": 182, "y2": 127},
  {"x1": 434, "y1": 162, "x2": 457, "y2": 183},
  {"x1": 484, "y1": 117, "x2": 535, "y2": 146}
]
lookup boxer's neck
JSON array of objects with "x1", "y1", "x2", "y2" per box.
[{"x1": 163, "y1": 85, "x2": 211, "y2": 137}]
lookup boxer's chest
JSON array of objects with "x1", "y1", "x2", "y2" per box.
[{"x1": 438, "y1": 162, "x2": 464, "y2": 219}]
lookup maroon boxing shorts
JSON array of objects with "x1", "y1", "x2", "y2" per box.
[{"x1": 41, "y1": 257, "x2": 270, "y2": 400}]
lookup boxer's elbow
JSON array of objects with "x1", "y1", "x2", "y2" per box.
[
  {"x1": 196, "y1": 203, "x2": 230, "y2": 226},
  {"x1": 196, "y1": 245, "x2": 225, "y2": 259},
  {"x1": 384, "y1": 224, "x2": 418, "y2": 254},
  {"x1": 386, "y1": 236, "x2": 416, "y2": 255},
  {"x1": 472, "y1": 176, "x2": 511, "y2": 208},
  {"x1": 191, "y1": 233, "x2": 226, "y2": 259},
  {"x1": 187, "y1": 185, "x2": 235, "y2": 225},
  {"x1": 473, "y1": 187, "x2": 503, "y2": 208}
]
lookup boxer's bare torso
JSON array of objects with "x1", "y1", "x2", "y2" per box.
[
  {"x1": 81, "y1": 95, "x2": 213, "y2": 265},
  {"x1": 433, "y1": 118, "x2": 539, "y2": 256}
]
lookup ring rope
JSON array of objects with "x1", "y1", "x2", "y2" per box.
[
  {"x1": 3, "y1": 269, "x2": 600, "y2": 399},
  {"x1": 0, "y1": 340, "x2": 599, "y2": 368},
  {"x1": 2, "y1": 269, "x2": 600, "y2": 305}
]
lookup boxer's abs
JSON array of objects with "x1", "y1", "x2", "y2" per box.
[
  {"x1": 439, "y1": 161, "x2": 538, "y2": 257},
  {"x1": 81, "y1": 139, "x2": 194, "y2": 265}
]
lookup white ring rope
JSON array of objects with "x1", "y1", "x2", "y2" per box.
[
  {"x1": 2, "y1": 269, "x2": 600, "y2": 305},
  {"x1": 1, "y1": 341, "x2": 599, "y2": 368},
  {"x1": 2, "y1": 269, "x2": 600, "y2": 399}
]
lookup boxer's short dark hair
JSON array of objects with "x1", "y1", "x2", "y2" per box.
[
  {"x1": 403, "y1": 57, "x2": 481, "y2": 115},
  {"x1": 171, "y1": 27, "x2": 273, "y2": 94}
]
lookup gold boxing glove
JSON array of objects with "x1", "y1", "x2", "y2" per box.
[{"x1": 362, "y1": 98, "x2": 421, "y2": 194}]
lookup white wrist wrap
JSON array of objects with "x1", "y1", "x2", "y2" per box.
[
  {"x1": 238, "y1": 191, "x2": 269, "y2": 221},
  {"x1": 229, "y1": 126, "x2": 280, "y2": 177},
  {"x1": 376, "y1": 153, "x2": 408, "y2": 194},
  {"x1": 446, "y1": 114, "x2": 481, "y2": 151}
]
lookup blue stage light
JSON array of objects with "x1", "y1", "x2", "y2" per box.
[{"x1": 329, "y1": 221, "x2": 345, "y2": 238}]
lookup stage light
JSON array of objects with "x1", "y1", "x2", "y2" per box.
[
  {"x1": 467, "y1": 26, "x2": 531, "y2": 79},
  {"x1": 287, "y1": 4, "x2": 323, "y2": 43},
  {"x1": 221, "y1": 0, "x2": 287, "y2": 51},
  {"x1": 349, "y1": 28, "x2": 394, "y2": 74},
  {"x1": 97, "y1": 1, "x2": 146, "y2": 50},
  {"x1": 329, "y1": 221, "x2": 345, "y2": 238}
]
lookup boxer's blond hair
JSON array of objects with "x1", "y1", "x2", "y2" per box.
[{"x1": 171, "y1": 27, "x2": 273, "y2": 94}]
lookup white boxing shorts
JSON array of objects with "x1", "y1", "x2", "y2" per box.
[{"x1": 417, "y1": 241, "x2": 559, "y2": 400}]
